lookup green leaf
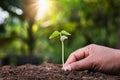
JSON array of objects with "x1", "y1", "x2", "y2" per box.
[
  {"x1": 49, "y1": 31, "x2": 60, "y2": 39},
  {"x1": 61, "y1": 30, "x2": 71, "y2": 35}
]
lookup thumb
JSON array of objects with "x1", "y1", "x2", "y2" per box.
[{"x1": 63, "y1": 57, "x2": 93, "y2": 71}]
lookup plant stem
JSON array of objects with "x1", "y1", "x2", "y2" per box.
[{"x1": 61, "y1": 40, "x2": 64, "y2": 66}]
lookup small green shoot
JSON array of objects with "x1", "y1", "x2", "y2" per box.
[{"x1": 49, "y1": 30, "x2": 71, "y2": 66}]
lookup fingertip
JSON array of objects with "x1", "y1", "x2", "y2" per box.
[{"x1": 62, "y1": 65, "x2": 71, "y2": 71}]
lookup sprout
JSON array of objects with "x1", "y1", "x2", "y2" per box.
[{"x1": 49, "y1": 30, "x2": 71, "y2": 66}]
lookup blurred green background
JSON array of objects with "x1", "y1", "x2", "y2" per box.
[{"x1": 0, "y1": 0, "x2": 120, "y2": 66}]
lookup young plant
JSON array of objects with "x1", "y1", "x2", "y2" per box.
[{"x1": 49, "y1": 30, "x2": 71, "y2": 66}]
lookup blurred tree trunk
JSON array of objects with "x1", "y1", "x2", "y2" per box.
[
  {"x1": 23, "y1": 0, "x2": 37, "y2": 54},
  {"x1": 116, "y1": 17, "x2": 120, "y2": 49},
  {"x1": 27, "y1": 20, "x2": 35, "y2": 54},
  {"x1": 0, "y1": 0, "x2": 37, "y2": 54},
  {"x1": 116, "y1": 6, "x2": 120, "y2": 48}
]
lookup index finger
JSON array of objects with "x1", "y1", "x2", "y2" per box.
[{"x1": 64, "y1": 46, "x2": 89, "y2": 66}]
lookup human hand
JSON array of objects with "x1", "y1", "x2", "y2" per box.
[{"x1": 63, "y1": 44, "x2": 120, "y2": 74}]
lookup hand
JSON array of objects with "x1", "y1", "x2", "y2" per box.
[{"x1": 63, "y1": 44, "x2": 120, "y2": 74}]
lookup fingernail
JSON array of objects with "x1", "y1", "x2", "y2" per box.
[{"x1": 62, "y1": 65, "x2": 71, "y2": 71}]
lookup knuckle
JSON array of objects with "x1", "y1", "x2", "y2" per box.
[
  {"x1": 89, "y1": 44, "x2": 96, "y2": 47},
  {"x1": 70, "y1": 53, "x2": 75, "y2": 58},
  {"x1": 86, "y1": 44, "x2": 96, "y2": 53}
]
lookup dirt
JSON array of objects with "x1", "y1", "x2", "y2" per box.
[{"x1": 0, "y1": 63, "x2": 120, "y2": 80}]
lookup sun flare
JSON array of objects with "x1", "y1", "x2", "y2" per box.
[{"x1": 36, "y1": 0, "x2": 51, "y2": 20}]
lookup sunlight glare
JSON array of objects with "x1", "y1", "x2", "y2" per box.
[{"x1": 36, "y1": 0, "x2": 50, "y2": 20}]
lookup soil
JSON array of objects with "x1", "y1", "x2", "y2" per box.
[{"x1": 0, "y1": 63, "x2": 120, "y2": 80}]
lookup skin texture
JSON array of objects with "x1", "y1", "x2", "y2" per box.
[{"x1": 63, "y1": 44, "x2": 120, "y2": 74}]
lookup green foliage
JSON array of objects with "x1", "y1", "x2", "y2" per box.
[
  {"x1": 61, "y1": 30, "x2": 71, "y2": 36},
  {"x1": 49, "y1": 30, "x2": 71, "y2": 39},
  {"x1": 49, "y1": 31, "x2": 60, "y2": 39}
]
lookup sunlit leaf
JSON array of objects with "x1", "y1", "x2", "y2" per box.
[
  {"x1": 61, "y1": 30, "x2": 71, "y2": 35},
  {"x1": 49, "y1": 31, "x2": 60, "y2": 39}
]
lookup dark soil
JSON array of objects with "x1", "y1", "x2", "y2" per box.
[{"x1": 0, "y1": 63, "x2": 120, "y2": 80}]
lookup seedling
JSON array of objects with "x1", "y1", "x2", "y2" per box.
[{"x1": 49, "y1": 30, "x2": 71, "y2": 66}]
